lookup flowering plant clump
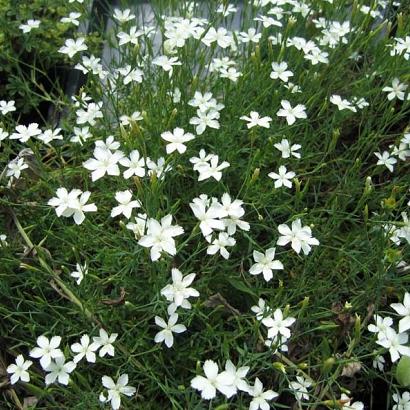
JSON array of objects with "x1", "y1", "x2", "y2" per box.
[{"x1": 0, "y1": 0, "x2": 410, "y2": 408}]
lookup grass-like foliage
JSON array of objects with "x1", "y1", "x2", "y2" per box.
[{"x1": 1, "y1": 0, "x2": 410, "y2": 408}]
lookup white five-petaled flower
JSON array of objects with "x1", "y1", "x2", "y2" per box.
[
  {"x1": 240, "y1": 111, "x2": 272, "y2": 129},
  {"x1": 119, "y1": 150, "x2": 145, "y2": 179},
  {"x1": 191, "y1": 360, "x2": 236, "y2": 400},
  {"x1": 382, "y1": 78, "x2": 408, "y2": 101},
  {"x1": 160, "y1": 268, "x2": 199, "y2": 309},
  {"x1": 330, "y1": 95, "x2": 357, "y2": 112},
  {"x1": 111, "y1": 190, "x2": 141, "y2": 219},
  {"x1": 249, "y1": 377, "x2": 279, "y2": 410},
  {"x1": 268, "y1": 165, "x2": 296, "y2": 188},
  {"x1": 274, "y1": 139, "x2": 301, "y2": 159},
  {"x1": 270, "y1": 61, "x2": 293, "y2": 82},
  {"x1": 10, "y1": 123, "x2": 42, "y2": 143},
  {"x1": 250, "y1": 248, "x2": 284, "y2": 282},
  {"x1": 220, "y1": 192, "x2": 250, "y2": 235},
  {"x1": 19, "y1": 19, "x2": 41, "y2": 33},
  {"x1": 161, "y1": 127, "x2": 195, "y2": 154},
  {"x1": 190, "y1": 195, "x2": 227, "y2": 237},
  {"x1": 100, "y1": 374, "x2": 136, "y2": 410},
  {"x1": 201, "y1": 27, "x2": 232, "y2": 48},
  {"x1": 93, "y1": 329, "x2": 118, "y2": 357},
  {"x1": 277, "y1": 219, "x2": 319, "y2": 255},
  {"x1": 7, "y1": 355, "x2": 32, "y2": 384},
  {"x1": 30, "y1": 335, "x2": 64, "y2": 369},
  {"x1": 207, "y1": 232, "x2": 236, "y2": 259},
  {"x1": 83, "y1": 147, "x2": 124, "y2": 181},
  {"x1": 197, "y1": 155, "x2": 230, "y2": 181},
  {"x1": 153, "y1": 55, "x2": 181, "y2": 76},
  {"x1": 45, "y1": 357, "x2": 76, "y2": 385},
  {"x1": 374, "y1": 151, "x2": 397, "y2": 172},
  {"x1": 376, "y1": 327, "x2": 410, "y2": 363},
  {"x1": 391, "y1": 293, "x2": 410, "y2": 334},
  {"x1": 262, "y1": 308, "x2": 296, "y2": 339},
  {"x1": 276, "y1": 100, "x2": 307, "y2": 125},
  {"x1": 154, "y1": 313, "x2": 186, "y2": 348},
  {"x1": 289, "y1": 376, "x2": 312, "y2": 401},
  {"x1": 138, "y1": 215, "x2": 184, "y2": 261},
  {"x1": 189, "y1": 109, "x2": 220, "y2": 135},
  {"x1": 70, "y1": 262, "x2": 88, "y2": 285},
  {"x1": 7, "y1": 158, "x2": 28, "y2": 179},
  {"x1": 367, "y1": 314, "x2": 393, "y2": 338},
  {"x1": 71, "y1": 334, "x2": 99, "y2": 363},
  {"x1": 0, "y1": 100, "x2": 16, "y2": 115},
  {"x1": 59, "y1": 37, "x2": 88, "y2": 58},
  {"x1": 393, "y1": 392, "x2": 410, "y2": 410}
]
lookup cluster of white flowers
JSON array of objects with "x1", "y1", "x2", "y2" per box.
[
  {"x1": 368, "y1": 292, "x2": 410, "y2": 364},
  {"x1": 375, "y1": 132, "x2": 410, "y2": 173}
]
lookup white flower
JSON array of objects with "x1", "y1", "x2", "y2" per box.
[
  {"x1": 59, "y1": 37, "x2": 88, "y2": 58},
  {"x1": 393, "y1": 391, "x2": 410, "y2": 410},
  {"x1": 197, "y1": 155, "x2": 230, "y2": 181},
  {"x1": 117, "y1": 26, "x2": 142, "y2": 46},
  {"x1": 147, "y1": 157, "x2": 172, "y2": 180},
  {"x1": 153, "y1": 55, "x2": 181, "y2": 76},
  {"x1": 239, "y1": 28, "x2": 261, "y2": 44},
  {"x1": 38, "y1": 128, "x2": 63, "y2": 144},
  {"x1": 217, "y1": 4, "x2": 237, "y2": 17},
  {"x1": 70, "y1": 126, "x2": 92, "y2": 145},
  {"x1": 113, "y1": 8, "x2": 136, "y2": 23},
  {"x1": 119, "y1": 150, "x2": 145, "y2": 179},
  {"x1": 76, "y1": 101, "x2": 103, "y2": 125},
  {"x1": 289, "y1": 376, "x2": 312, "y2": 401},
  {"x1": 71, "y1": 334, "x2": 99, "y2": 363},
  {"x1": 117, "y1": 65, "x2": 144, "y2": 84},
  {"x1": 220, "y1": 192, "x2": 250, "y2": 235},
  {"x1": 367, "y1": 315, "x2": 393, "y2": 338},
  {"x1": 270, "y1": 61, "x2": 293, "y2": 82},
  {"x1": 391, "y1": 293, "x2": 410, "y2": 334},
  {"x1": 19, "y1": 19, "x2": 41, "y2": 33},
  {"x1": 100, "y1": 374, "x2": 136, "y2": 410},
  {"x1": 93, "y1": 329, "x2": 118, "y2": 357},
  {"x1": 207, "y1": 232, "x2": 236, "y2": 259},
  {"x1": 220, "y1": 67, "x2": 242, "y2": 82},
  {"x1": 202, "y1": 27, "x2": 232, "y2": 48},
  {"x1": 372, "y1": 353, "x2": 385, "y2": 371},
  {"x1": 274, "y1": 139, "x2": 301, "y2": 159},
  {"x1": 382, "y1": 78, "x2": 408, "y2": 101},
  {"x1": 120, "y1": 111, "x2": 143, "y2": 126},
  {"x1": 154, "y1": 313, "x2": 186, "y2": 348},
  {"x1": 249, "y1": 377, "x2": 279, "y2": 410},
  {"x1": 376, "y1": 327, "x2": 410, "y2": 362},
  {"x1": 83, "y1": 147, "x2": 124, "y2": 181},
  {"x1": 71, "y1": 191, "x2": 98, "y2": 225},
  {"x1": 276, "y1": 100, "x2": 307, "y2": 125},
  {"x1": 190, "y1": 195, "x2": 226, "y2": 237},
  {"x1": 251, "y1": 298, "x2": 272, "y2": 321},
  {"x1": 161, "y1": 127, "x2": 195, "y2": 154},
  {"x1": 268, "y1": 165, "x2": 296, "y2": 188},
  {"x1": 111, "y1": 190, "x2": 141, "y2": 219},
  {"x1": 138, "y1": 215, "x2": 184, "y2": 261},
  {"x1": 7, "y1": 355, "x2": 32, "y2": 384},
  {"x1": 191, "y1": 360, "x2": 236, "y2": 400},
  {"x1": 330, "y1": 95, "x2": 357, "y2": 112},
  {"x1": 70, "y1": 262, "x2": 88, "y2": 285},
  {"x1": 277, "y1": 219, "x2": 319, "y2": 255},
  {"x1": 240, "y1": 111, "x2": 272, "y2": 129},
  {"x1": 45, "y1": 357, "x2": 76, "y2": 385},
  {"x1": 10, "y1": 123, "x2": 42, "y2": 143},
  {"x1": 61, "y1": 12, "x2": 82, "y2": 26},
  {"x1": 190, "y1": 149, "x2": 215, "y2": 171},
  {"x1": 374, "y1": 151, "x2": 397, "y2": 172},
  {"x1": 0, "y1": 100, "x2": 16, "y2": 115},
  {"x1": 126, "y1": 214, "x2": 147, "y2": 238},
  {"x1": 262, "y1": 308, "x2": 296, "y2": 339},
  {"x1": 160, "y1": 268, "x2": 199, "y2": 309},
  {"x1": 189, "y1": 109, "x2": 220, "y2": 135},
  {"x1": 30, "y1": 335, "x2": 64, "y2": 369},
  {"x1": 250, "y1": 248, "x2": 283, "y2": 282},
  {"x1": 7, "y1": 158, "x2": 28, "y2": 179}
]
